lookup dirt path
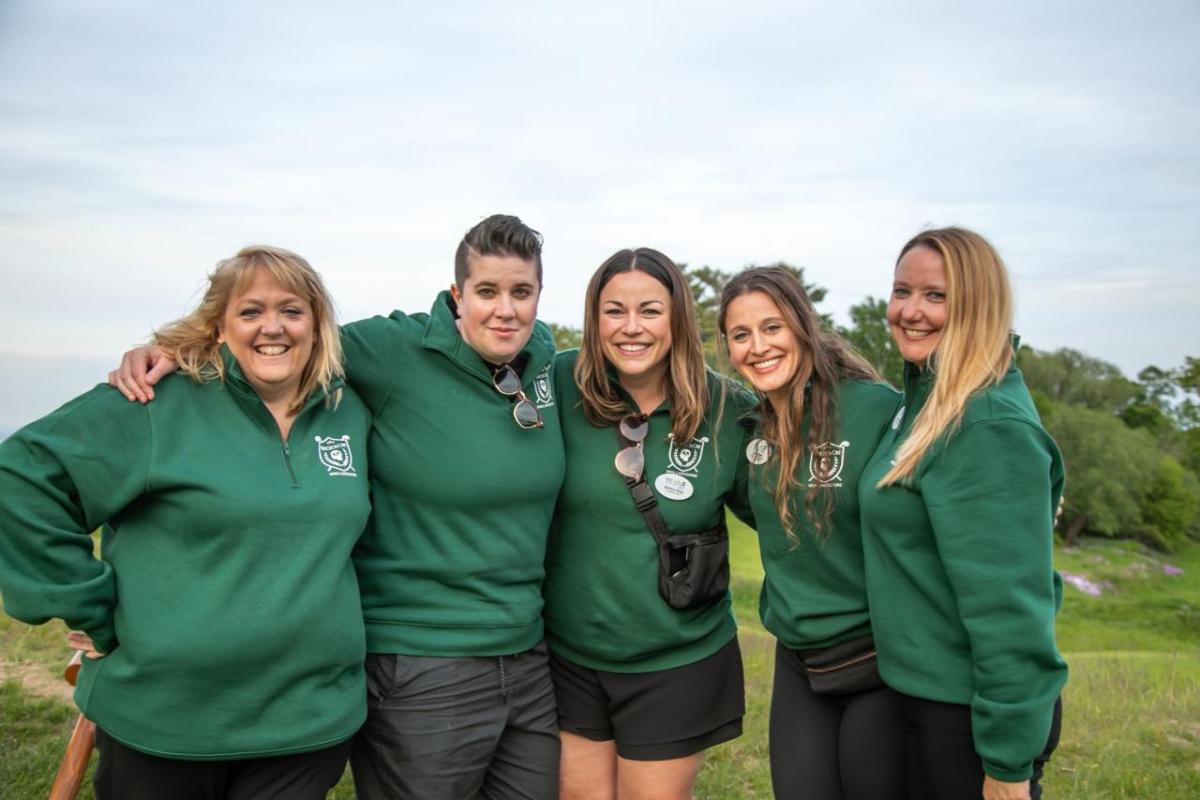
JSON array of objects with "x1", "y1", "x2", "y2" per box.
[{"x1": 0, "y1": 659, "x2": 74, "y2": 702}]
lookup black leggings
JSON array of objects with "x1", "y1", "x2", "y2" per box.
[
  {"x1": 769, "y1": 641, "x2": 906, "y2": 800},
  {"x1": 901, "y1": 694, "x2": 1063, "y2": 800}
]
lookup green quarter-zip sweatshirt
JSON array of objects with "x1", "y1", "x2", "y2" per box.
[
  {"x1": 859, "y1": 343, "x2": 1068, "y2": 782},
  {"x1": 0, "y1": 350, "x2": 371, "y2": 759},
  {"x1": 343, "y1": 292, "x2": 565, "y2": 656},
  {"x1": 544, "y1": 349, "x2": 756, "y2": 672},
  {"x1": 749, "y1": 378, "x2": 900, "y2": 650}
]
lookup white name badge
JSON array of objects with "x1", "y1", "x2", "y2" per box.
[
  {"x1": 746, "y1": 438, "x2": 771, "y2": 465},
  {"x1": 654, "y1": 472, "x2": 694, "y2": 501}
]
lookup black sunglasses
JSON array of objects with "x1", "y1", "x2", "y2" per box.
[
  {"x1": 492, "y1": 364, "x2": 544, "y2": 430},
  {"x1": 615, "y1": 414, "x2": 649, "y2": 479}
]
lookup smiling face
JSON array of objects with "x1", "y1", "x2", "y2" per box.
[
  {"x1": 888, "y1": 244, "x2": 948, "y2": 368},
  {"x1": 598, "y1": 269, "x2": 673, "y2": 388},
  {"x1": 219, "y1": 269, "x2": 315, "y2": 406},
  {"x1": 723, "y1": 290, "x2": 803, "y2": 407},
  {"x1": 450, "y1": 253, "x2": 541, "y2": 364}
]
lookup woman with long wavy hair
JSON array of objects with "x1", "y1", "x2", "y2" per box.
[
  {"x1": 860, "y1": 227, "x2": 1067, "y2": 800},
  {"x1": 717, "y1": 266, "x2": 905, "y2": 799}
]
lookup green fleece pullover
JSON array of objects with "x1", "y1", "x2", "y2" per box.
[
  {"x1": 749, "y1": 379, "x2": 900, "y2": 650},
  {"x1": 859, "y1": 344, "x2": 1068, "y2": 782},
  {"x1": 0, "y1": 352, "x2": 371, "y2": 759},
  {"x1": 343, "y1": 292, "x2": 565, "y2": 656},
  {"x1": 543, "y1": 349, "x2": 755, "y2": 672}
]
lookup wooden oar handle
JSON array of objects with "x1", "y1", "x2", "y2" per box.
[{"x1": 64, "y1": 650, "x2": 84, "y2": 687}]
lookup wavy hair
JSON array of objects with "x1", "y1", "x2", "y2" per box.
[
  {"x1": 154, "y1": 245, "x2": 344, "y2": 414},
  {"x1": 575, "y1": 248, "x2": 709, "y2": 444},
  {"x1": 718, "y1": 267, "x2": 879, "y2": 541},
  {"x1": 878, "y1": 227, "x2": 1013, "y2": 485}
]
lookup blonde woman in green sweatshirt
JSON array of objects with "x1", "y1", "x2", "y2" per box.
[
  {"x1": 860, "y1": 227, "x2": 1068, "y2": 800},
  {"x1": 0, "y1": 246, "x2": 372, "y2": 799}
]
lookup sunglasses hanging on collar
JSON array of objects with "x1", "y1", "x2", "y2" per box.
[{"x1": 492, "y1": 364, "x2": 544, "y2": 430}]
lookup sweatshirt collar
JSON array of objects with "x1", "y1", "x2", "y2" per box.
[
  {"x1": 421, "y1": 290, "x2": 555, "y2": 386},
  {"x1": 900, "y1": 331, "x2": 1023, "y2": 405}
]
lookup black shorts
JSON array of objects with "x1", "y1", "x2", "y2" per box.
[{"x1": 549, "y1": 635, "x2": 745, "y2": 761}]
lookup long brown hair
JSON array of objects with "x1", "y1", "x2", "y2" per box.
[
  {"x1": 154, "y1": 245, "x2": 344, "y2": 414},
  {"x1": 718, "y1": 267, "x2": 879, "y2": 541},
  {"x1": 879, "y1": 227, "x2": 1013, "y2": 485},
  {"x1": 575, "y1": 247, "x2": 709, "y2": 444}
]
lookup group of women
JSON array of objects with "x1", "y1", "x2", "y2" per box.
[{"x1": 0, "y1": 216, "x2": 1067, "y2": 800}]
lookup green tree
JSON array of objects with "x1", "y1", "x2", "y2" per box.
[
  {"x1": 1139, "y1": 457, "x2": 1200, "y2": 550},
  {"x1": 1043, "y1": 403, "x2": 1198, "y2": 550},
  {"x1": 546, "y1": 322, "x2": 582, "y2": 351},
  {"x1": 837, "y1": 297, "x2": 903, "y2": 386},
  {"x1": 1043, "y1": 403, "x2": 1158, "y2": 546},
  {"x1": 1017, "y1": 347, "x2": 1140, "y2": 415}
]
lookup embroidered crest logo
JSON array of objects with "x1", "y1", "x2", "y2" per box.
[
  {"x1": 666, "y1": 434, "x2": 710, "y2": 477},
  {"x1": 808, "y1": 440, "x2": 850, "y2": 487},
  {"x1": 314, "y1": 435, "x2": 357, "y2": 477},
  {"x1": 533, "y1": 364, "x2": 555, "y2": 409}
]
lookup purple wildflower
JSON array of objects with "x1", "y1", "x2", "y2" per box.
[{"x1": 1163, "y1": 564, "x2": 1184, "y2": 576}]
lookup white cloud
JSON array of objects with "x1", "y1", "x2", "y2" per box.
[{"x1": 1, "y1": 0, "x2": 1197, "y2": 429}]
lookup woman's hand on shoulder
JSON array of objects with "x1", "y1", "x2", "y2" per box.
[
  {"x1": 66, "y1": 630, "x2": 105, "y2": 660},
  {"x1": 108, "y1": 345, "x2": 177, "y2": 403},
  {"x1": 983, "y1": 775, "x2": 1030, "y2": 800}
]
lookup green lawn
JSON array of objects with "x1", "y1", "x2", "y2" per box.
[{"x1": 3, "y1": 527, "x2": 1198, "y2": 798}]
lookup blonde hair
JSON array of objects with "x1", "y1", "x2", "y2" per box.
[
  {"x1": 879, "y1": 227, "x2": 1013, "y2": 485},
  {"x1": 717, "y1": 267, "x2": 880, "y2": 542},
  {"x1": 154, "y1": 245, "x2": 344, "y2": 415},
  {"x1": 575, "y1": 248, "x2": 710, "y2": 444}
]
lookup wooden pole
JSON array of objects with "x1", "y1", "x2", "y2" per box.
[{"x1": 47, "y1": 651, "x2": 95, "y2": 800}]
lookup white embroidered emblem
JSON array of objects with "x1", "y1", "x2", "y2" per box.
[
  {"x1": 314, "y1": 435, "x2": 357, "y2": 477},
  {"x1": 533, "y1": 364, "x2": 555, "y2": 409},
  {"x1": 808, "y1": 440, "x2": 850, "y2": 488},
  {"x1": 666, "y1": 434, "x2": 710, "y2": 477}
]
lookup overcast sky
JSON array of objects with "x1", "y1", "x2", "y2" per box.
[{"x1": 1, "y1": 0, "x2": 1197, "y2": 432}]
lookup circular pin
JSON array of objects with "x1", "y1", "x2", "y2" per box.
[{"x1": 746, "y1": 438, "x2": 771, "y2": 465}]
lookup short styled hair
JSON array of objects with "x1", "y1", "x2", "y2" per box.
[
  {"x1": 454, "y1": 214, "x2": 544, "y2": 286},
  {"x1": 154, "y1": 245, "x2": 344, "y2": 414}
]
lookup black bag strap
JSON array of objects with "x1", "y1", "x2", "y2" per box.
[{"x1": 617, "y1": 427, "x2": 672, "y2": 546}]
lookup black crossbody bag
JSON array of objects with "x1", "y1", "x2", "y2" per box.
[
  {"x1": 617, "y1": 429, "x2": 730, "y2": 611},
  {"x1": 797, "y1": 634, "x2": 884, "y2": 695}
]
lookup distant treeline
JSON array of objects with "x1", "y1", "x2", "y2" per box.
[{"x1": 549, "y1": 261, "x2": 1200, "y2": 551}]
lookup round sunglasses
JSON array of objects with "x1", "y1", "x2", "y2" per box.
[{"x1": 492, "y1": 364, "x2": 544, "y2": 430}]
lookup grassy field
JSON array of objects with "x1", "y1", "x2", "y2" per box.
[{"x1": 2, "y1": 527, "x2": 1198, "y2": 798}]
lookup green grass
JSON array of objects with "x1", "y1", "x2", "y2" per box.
[
  {"x1": 4, "y1": 528, "x2": 1198, "y2": 799},
  {"x1": 1054, "y1": 538, "x2": 1200, "y2": 653}
]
